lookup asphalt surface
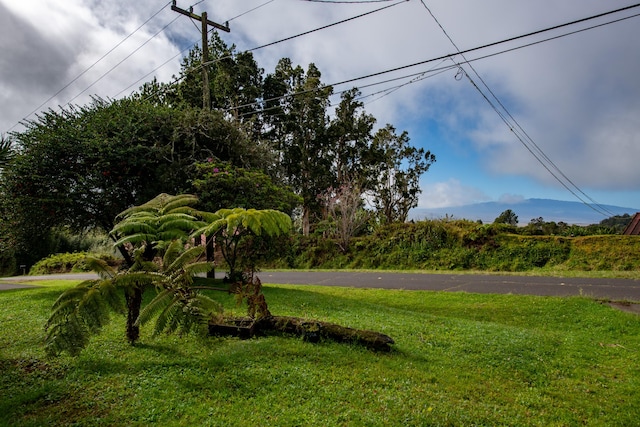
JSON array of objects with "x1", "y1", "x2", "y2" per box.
[{"x1": 1, "y1": 271, "x2": 640, "y2": 301}]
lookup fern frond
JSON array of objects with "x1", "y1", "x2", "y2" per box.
[
  {"x1": 242, "y1": 210, "x2": 262, "y2": 236},
  {"x1": 193, "y1": 293, "x2": 223, "y2": 317},
  {"x1": 161, "y1": 194, "x2": 199, "y2": 213},
  {"x1": 110, "y1": 221, "x2": 156, "y2": 236},
  {"x1": 192, "y1": 218, "x2": 226, "y2": 238},
  {"x1": 83, "y1": 257, "x2": 117, "y2": 280},
  {"x1": 50, "y1": 284, "x2": 91, "y2": 312},
  {"x1": 112, "y1": 271, "x2": 156, "y2": 289},
  {"x1": 198, "y1": 211, "x2": 222, "y2": 223},
  {"x1": 45, "y1": 312, "x2": 92, "y2": 357},
  {"x1": 166, "y1": 246, "x2": 205, "y2": 273},
  {"x1": 135, "y1": 288, "x2": 175, "y2": 328},
  {"x1": 112, "y1": 233, "x2": 156, "y2": 248},
  {"x1": 44, "y1": 278, "x2": 125, "y2": 357},
  {"x1": 157, "y1": 212, "x2": 198, "y2": 225},
  {"x1": 155, "y1": 295, "x2": 183, "y2": 336},
  {"x1": 162, "y1": 240, "x2": 184, "y2": 268},
  {"x1": 183, "y1": 261, "x2": 213, "y2": 277},
  {"x1": 80, "y1": 287, "x2": 113, "y2": 334}
]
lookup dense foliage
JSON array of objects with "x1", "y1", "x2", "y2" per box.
[
  {"x1": 0, "y1": 99, "x2": 267, "y2": 268},
  {"x1": 273, "y1": 219, "x2": 640, "y2": 272},
  {"x1": 191, "y1": 161, "x2": 301, "y2": 215}
]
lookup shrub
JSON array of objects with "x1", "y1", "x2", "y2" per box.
[{"x1": 29, "y1": 252, "x2": 121, "y2": 275}]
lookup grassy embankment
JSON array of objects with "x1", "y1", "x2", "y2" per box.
[
  {"x1": 281, "y1": 221, "x2": 640, "y2": 277},
  {"x1": 1, "y1": 279, "x2": 639, "y2": 426}
]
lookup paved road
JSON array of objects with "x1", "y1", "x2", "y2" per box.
[{"x1": 2, "y1": 271, "x2": 640, "y2": 301}]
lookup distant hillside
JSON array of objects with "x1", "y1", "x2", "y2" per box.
[{"x1": 411, "y1": 198, "x2": 640, "y2": 225}]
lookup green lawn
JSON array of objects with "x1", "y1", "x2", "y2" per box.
[{"x1": 1, "y1": 280, "x2": 639, "y2": 426}]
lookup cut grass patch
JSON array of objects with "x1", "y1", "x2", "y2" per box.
[{"x1": 1, "y1": 281, "x2": 639, "y2": 426}]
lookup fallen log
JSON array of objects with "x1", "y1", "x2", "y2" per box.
[{"x1": 209, "y1": 315, "x2": 395, "y2": 352}]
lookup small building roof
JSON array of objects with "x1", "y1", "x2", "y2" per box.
[{"x1": 623, "y1": 212, "x2": 640, "y2": 235}]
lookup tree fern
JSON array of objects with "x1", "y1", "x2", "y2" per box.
[
  {"x1": 191, "y1": 208, "x2": 292, "y2": 280},
  {"x1": 45, "y1": 194, "x2": 284, "y2": 356}
]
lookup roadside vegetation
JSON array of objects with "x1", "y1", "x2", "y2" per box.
[
  {"x1": 21, "y1": 216, "x2": 640, "y2": 278},
  {"x1": 265, "y1": 217, "x2": 640, "y2": 276}
]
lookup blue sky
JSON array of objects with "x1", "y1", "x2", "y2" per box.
[{"x1": 2, "y1": 0, "x2": 640, "y2": 216}]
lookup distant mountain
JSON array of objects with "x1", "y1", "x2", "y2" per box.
[{"x1": 410, "y1": 198, "x2": 640, "y2": 225}]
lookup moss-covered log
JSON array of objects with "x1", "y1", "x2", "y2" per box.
[{"x1": 209, "y1": 316, "x2": 395, "y2": 351}]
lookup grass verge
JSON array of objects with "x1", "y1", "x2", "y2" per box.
[{"x1": 1, "y1": 280, "x2": 639, "y2": 426}]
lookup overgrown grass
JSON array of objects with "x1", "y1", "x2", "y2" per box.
[
  {"x1": 280, "y1": 221, "x2": 640, "y2": 274},
  {"x1": 1, "y1": 280, "x2": 639, "y2": 426}
]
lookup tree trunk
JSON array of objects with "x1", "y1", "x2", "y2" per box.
[
  {"x1": 206, "y1": 237, "x2": 215, "y2": 278},
  {"x1": 125, "y1": 287, "x2": 142, "y2": 344},
  {"x1": 210, "y1": 315, "x2": 395, "y2": 352},
  {"x1": 302, "y1": 206, "x2": 310, "y2": 236}
]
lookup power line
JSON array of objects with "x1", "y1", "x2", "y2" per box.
[
  {"x1": 221, "y1": 6, "x2": 640, "y2": 117},
  {"x1": 243, "y1": 0, "x2": 407, "y2": 53},
  {"x1": 124, "y1": 0, "x2": 407, "y2": 102},
  {"x1": 64, "y1": 15, "x2": 181, "y2": 107},
  {"x1": 299, "y1": 0, "x2": 398, "y2": 3},
  {"x1": 5, "y1": 1, "x2": 172, "y2": 133},
  {"x1": 225, "y1": 0, "x2": 277, "y2": 22},
  {"x1": 418, "y1": 0, "x2": 618, "y2": 217},
  {"x1": 214, "y1": 2, "x2": 640, "y2": 163}
]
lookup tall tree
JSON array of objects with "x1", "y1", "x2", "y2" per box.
[
  {"x1": 263, "y1": 60, "x2": 334, "y2": 235},
  {"x1": 368, "y1": 125, "x2": 436, "y2": 223},
  {"x1": 327, "y1": 89, "x2": 376, "y2": 186},
  {"x1": 171, "y1": 33, "x2": 264, "y2": 121}
]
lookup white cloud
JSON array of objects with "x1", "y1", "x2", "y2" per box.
[
  {"x1": 418, "y1": 179, "x2": 489, "y2": 208},
  {"x1": 498, "y1": 193, "x2": 525, "y2": 204}
]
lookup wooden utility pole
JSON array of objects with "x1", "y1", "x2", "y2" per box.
[{"x1": 171, "y1": 1, "x2": 230, "y2": 110}]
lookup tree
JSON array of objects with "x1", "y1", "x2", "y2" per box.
[
  {"x1": 193, "y1": 208, "x2": 292, "y2": 282},
  {"x1": 3, "y1": 97, "x2": 265, "y2": 269},
  {"x1": 191, "y1": 161, "x2": 302, "y2": 215},
  {"x1": 109, "y1": 193, "x2": 210, "y2": 343},
  {"x1": 170, "y1": 33, "x2": 264, "y2": 123},
  {"x1": 263, "y1": 60, "x2": 334, "y2": 235},
  {"x1": 44, "y1": 240, "x2": 217, "y2": 357},
  {"x1": 44, "y1": 193, "x2": 293, "y2": 356},
  {"x1": 368, "y1": 125, "x2": 436, "y2": 223},
  {"x1": 320, "y1": 179, "x2": 371, "y2": 253},
  {"x1": 494, "y1": 209, "x2": 519, "y2": 226},
  {"x1": 327, "y1": 89, "x2": 376, "y2": 186}
]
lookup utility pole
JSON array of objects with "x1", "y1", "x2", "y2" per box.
[{"x1": 171, "y1": 1, "x2": 230, "y2": 110}]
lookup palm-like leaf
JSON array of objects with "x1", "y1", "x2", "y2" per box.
[
  {"x1": 45, "y1": 275, "x2": 127, "y2": 356},
  {"x1": 111, "y1": 193, "x2": 206, "y2": 259}
]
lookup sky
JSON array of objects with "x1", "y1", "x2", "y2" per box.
[{"x1": 2, "y1": 0, "x2": 640, "y2": 219}]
